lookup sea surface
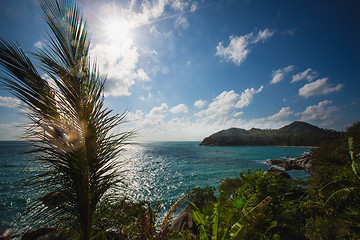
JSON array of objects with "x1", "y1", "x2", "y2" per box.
[{"x1": 0, "y1": 141, "x2": 311, "y2": 230}]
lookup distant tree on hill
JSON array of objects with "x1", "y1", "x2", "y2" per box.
[{"x1": 200, "y1": 121, "x2": 340, "y2": 146}]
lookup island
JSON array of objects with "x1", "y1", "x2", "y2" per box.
[{"x1": 200, "y1": 121, "x2": 340, "y2": 146}]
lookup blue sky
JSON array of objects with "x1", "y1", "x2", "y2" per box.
[{"x1": 0, "y1": 0, "x2": 359, "y2": 141}]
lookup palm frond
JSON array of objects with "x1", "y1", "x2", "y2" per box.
[
  {"x1": 348, "y1": 137, "x2": 360, "y2": 180},
  {"x1": 323, "y1": 187, "x2": 358, "y2": 208},
  {"x1": 160, "y1": 193, "x2": 189, "y2": 232},
  {"x1": 319, "y1": 179, "x2": 355, "y2": 198},
  {"x1": 212, "y1": 202, "x2": 221, "y2": 239},
  {"x1": 230, "y1": 196, "x2": 272, "y2": 239},
  {"x1": 189, "y1": 202, "x2": 209, "y2": 240},
  {"x1": 0, "y1": 0, "x2": 133, "y2": 239},
  {"x1": 141, "y1": 202, "x2": 154, "y2": 240},
  {"x1": 321, "y1": 137, "x2": 360, "y2": 209},
  {"x1": 0, "y1": 39, "x2": 57, "y2": 117}
]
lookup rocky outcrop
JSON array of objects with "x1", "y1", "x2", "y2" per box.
[
  {"x1": 170, "y1": 204, "x2": 197, "y2": 233},
  {"x1": 266, "y1": 159, "x2": 288, "y2": 165},
  {"x1": 264, "y1": 167, "x2": 291, "y2": 178},
  {"x1": 289, "y1": 155, "x2": 312, "y2": 171},
  {"x1": 265, "y1": 153, "x2": 312, "y2": 172}
]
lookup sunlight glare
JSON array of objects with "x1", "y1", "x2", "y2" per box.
[{"x1": 104, "y1": 17, "x2": 133, "y2": 46}]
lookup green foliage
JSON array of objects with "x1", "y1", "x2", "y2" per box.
[
  {"x1": 305, "y1": 216, "x2": 350, "y2": 240},
  {"x1": 167, "y1": 230, "x2": 201, "y2": 240},
  {"x1": 93, "y1": 197, "x2": 148, "y2": 239},
  {"x1": 187, "y1": 186, "x2": 217, "y2": 211},
  {"x1": 220, "y1": 169, "x2": 310, "y2": 240},
  {"x1": 309, "y1": 122, "x2": 360, "y2": 191},
  {"x1": 306, "y1": 123, "x2": 360, "y2": 239},
  {"x1": 189, "y1": 202, "x2": 209, "y2": 239},
  {"x1": 190, "y1": 196, "x2": 272, "y2": 240},
  {"x1": 93, "y1": 194, "x2": 193, "y2": 240},
  {"x1": 189, "y1": 170, "x2": 302, "y2": 239},
  {"x1": 318, "y1": 137, "x2": 360, "y2": 208}
]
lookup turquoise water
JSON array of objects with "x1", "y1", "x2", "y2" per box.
[
  {"x1": 0, "y1": 142, "x2": 36, "y2": 230},
  {"x1": 0, "y1": 141, "x2": 310, "y2": 229}
]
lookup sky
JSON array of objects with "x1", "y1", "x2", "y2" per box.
[{"x1": 0, "y1": 0, "x2": 360, "y2": 141}]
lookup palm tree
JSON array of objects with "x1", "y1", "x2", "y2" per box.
[
  {"x1": 0, "y1": 0, "x2": 132, "y2": 239},
  {"x1": 190, "y1": 195, "x2": 272, "y2": 240},
  {"x1": 320, "y1": 137, "x2": 360, "y2": 207}
]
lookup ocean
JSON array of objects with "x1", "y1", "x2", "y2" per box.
[{"x1": 0, "y1": 141, "x2": 310, "y2": 230}]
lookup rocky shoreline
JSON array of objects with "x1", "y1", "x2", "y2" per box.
[{"x1": 264, "y1": 152, "x2": 312, "y2": 178}]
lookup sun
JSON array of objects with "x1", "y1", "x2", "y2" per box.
[
  {"x1": 102, "y1": 16, "x2": 134, "y2": 47},
  {"x1": 106, "y1": 19, "x2": 130, "y2": 42}
]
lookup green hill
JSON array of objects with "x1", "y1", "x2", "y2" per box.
[{"x1": 199, "y1": 121, "x2": 340, "y2": 146}]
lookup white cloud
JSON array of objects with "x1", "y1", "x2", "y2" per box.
[
  {"x1": 90, "y1": 43, "x2": 143, "y2": 96},
  {"x1": 270, "y1": 65, "x2": 294, "y2": 84},
  {"x1": 171, "y1": 0, "x2": 189, "y2": 11},
  {"x1": 0, "y1": 96, "x2": 21, "y2": 108},
  {"x1": 291, "y1": 68, "x2": 318, "y2": 83},
  {"x1": 196, "y1": 90, "x2": 240, "y2": 123},
  {"x1": 126, "y1": 110, "x2": 144, "y2": 122},
  {"x1": 300, "y1": 100, "x2": 339, "y2": 125},
  {"x1": 253, "y1": 29, "x2": 275, "y2": 43},
  {"x1": 235, "y1": 85, "x2": 263, "y2": 108},
  {"x1": 137, "y1": 0, "x2": 168, "y2": 24},
  {"x1": 194, "y1": 99, "x2": 206, "y2": 108},
  {"x1": 147, "y1": 103, "x2": 168, "y2": 120},
  {"x1": 0, "y1": 122, "x2": 23, "y2": 140},
  {"x1": 0, "y1": 122, "x2": 17, "y2": 128},
  {"x1": 137, "y1": 68, "x2": 151, "y2": 82},
  {"x1": 253, "y1": 107, "x2": 293, "y2": 124},
  {"x1": 196, "y1": 86, "x2": 263, "y2": 124},
  {"x1": 287, "y1": 29, "x2": 295, "y2": 35},
  {"x1": 233, "y1": 111, "x2": 243, "y2": 117},
  {"x1": 140, "y1": 93, "x2": 153, "y2": 101},
  {"x1": 299, "y1": 77, "x2": 344, "y2": 98},
  {"x1": 170, "y1": 104, "x2": 188, "y2": 114},
  {"x1": 216, "y1": 34, "x2": 252, "y2": 66},
  {"x1": 124, "y1": 106, "x2": 224, "y2": 141},
  {"x1": 267, "y1": 107, "x2": 293, "y2": 121},
  {"x1": 216, "y1": 29, "x2": 274, "y2": 66},
  {"x1": 34, "y1": 40, "x2": 45, "y2": 49}
]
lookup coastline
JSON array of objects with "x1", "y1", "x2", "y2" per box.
[
  {"x1": 200, "y1": 144, "x2": 318, "y2": 148},
  {"x1": 265, "y1": 151, "x2": 313, "y2": 172},
  {"x1": 272, "y1": 145, "x2": 318, "y2": 148}
]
